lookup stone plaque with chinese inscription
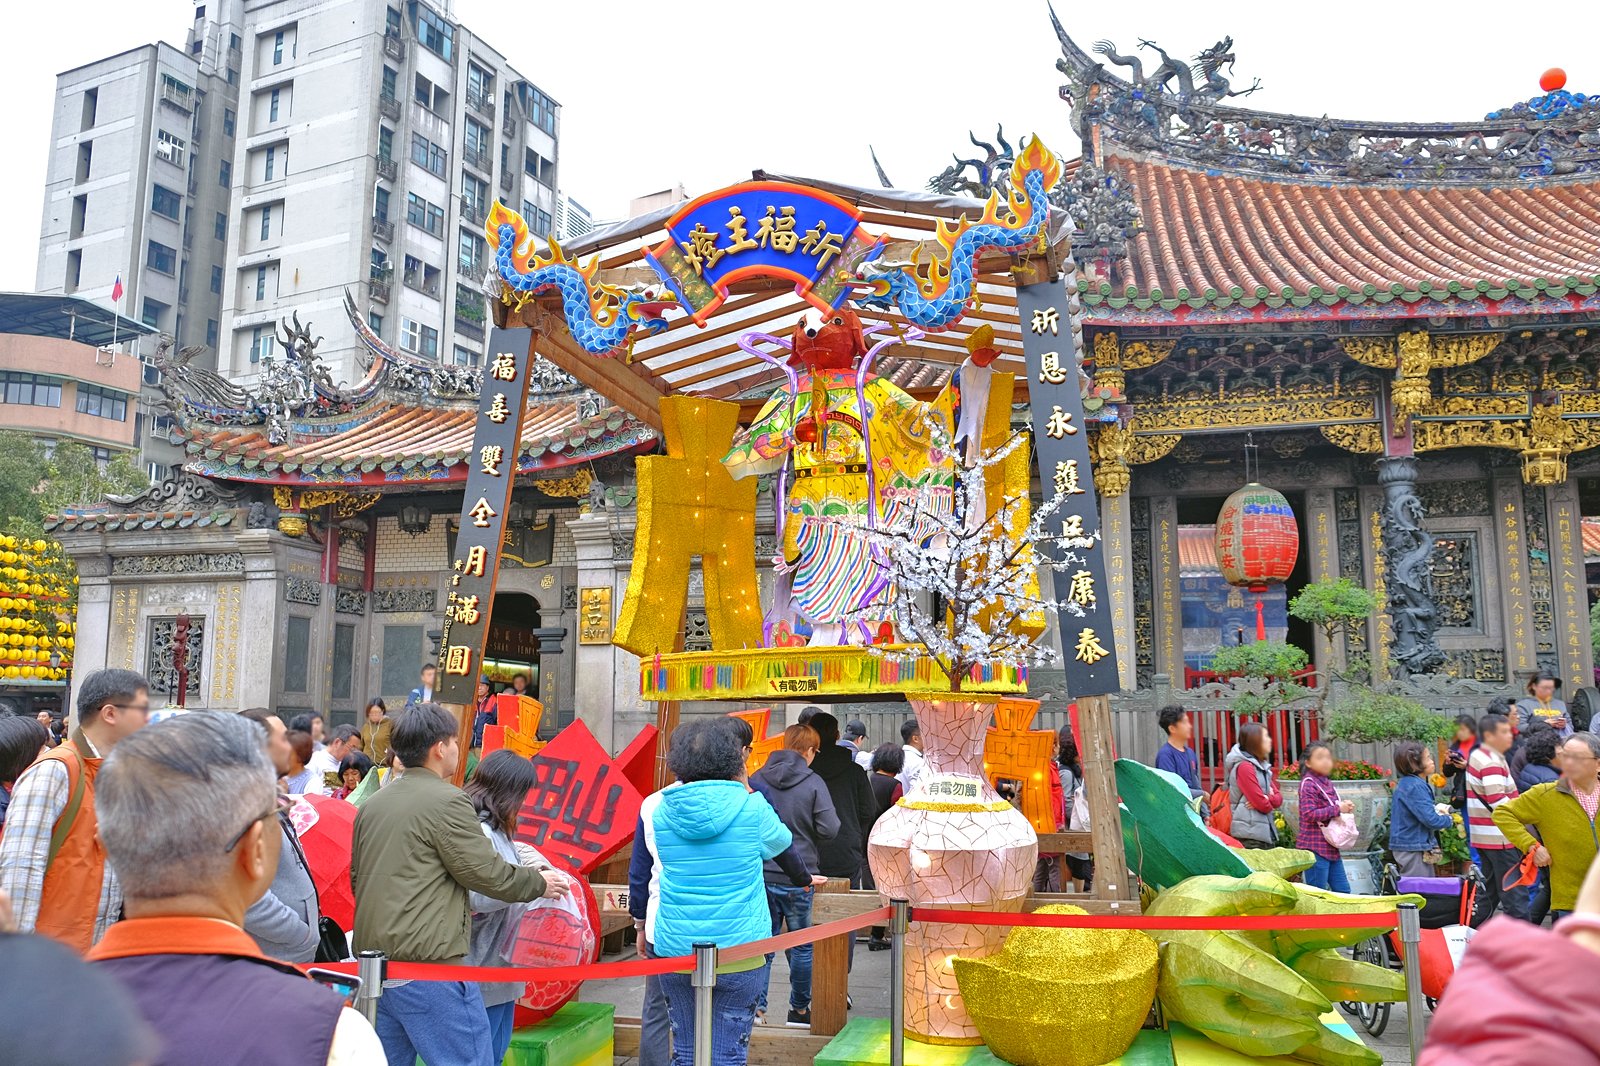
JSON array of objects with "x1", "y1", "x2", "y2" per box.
[{"x1": 578, "y1": 586, "x2": 613, "y2": 645}]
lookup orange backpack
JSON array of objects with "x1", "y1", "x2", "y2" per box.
[{"x1": 1208, "y1": 784, "x2": 1233, "y2": 834}]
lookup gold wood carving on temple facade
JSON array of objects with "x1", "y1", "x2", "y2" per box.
[
  {"x1": 1320, "y1": 423, "x2": 1384, "y2": 454},
  {"x1": 1340, "y1": 338, "x2": 1397, "y2": 369},
  {"x1": 1133, "y1": 395, "x2": 1378, "y2": 434},
  {"x1": 1343, "y1": 330, "x2": 1504, "y2": 431},
  {"x1": 1089, "y1": 422, "x2": 1181, "y2": 498},
  {"x1": 534, "y1": 468, "x2": 594, "y2": 498},
  {"x1": 1122, "y1": 338, "x2": 1177, "y2": 370},
  {"x1": 1412, "y1": 403, "x2": 1600, "y2": 484}
]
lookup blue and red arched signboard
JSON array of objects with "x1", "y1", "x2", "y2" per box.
[{"x1": 646, "y1": 182, "x2": 885, "y2": 325}]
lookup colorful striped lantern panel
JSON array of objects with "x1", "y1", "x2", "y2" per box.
[{"x1": 1214, "y1": 483, "x2": 1299, "y2": 593}]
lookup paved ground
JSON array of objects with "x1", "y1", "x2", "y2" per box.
[{"x1": 584, "y1": 937, "x2": 1420, "y2": 1064}]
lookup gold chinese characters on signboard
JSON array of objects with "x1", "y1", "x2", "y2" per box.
[{"x1": 579, "y1": 586, "x2": 614, "y2": 645}]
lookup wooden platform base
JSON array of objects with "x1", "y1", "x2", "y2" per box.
[{"x1": 815, "y1": 1019, "x2": 1176, "y2": 1065}]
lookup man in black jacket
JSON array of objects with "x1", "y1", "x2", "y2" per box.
[{"x1": 806, "y1": 712, "x2": 877, "y2": 978}]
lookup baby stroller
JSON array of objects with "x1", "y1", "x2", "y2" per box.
[{"x1": 1341, "y1": 863, "x2": 1480, "y2": 1037}]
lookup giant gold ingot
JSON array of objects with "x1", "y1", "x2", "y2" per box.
[
  {"x1": 868, "y1": 694, "x2": 1037, "y2": 1044},
  {"x1": 613, "y1": 396, "x2": 761, "y2": 655},
  {"x1": 952, "y1": 904, "x2": 1157, "y2": 1066}
]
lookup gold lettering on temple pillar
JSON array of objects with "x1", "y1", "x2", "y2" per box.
[
  {"x1": 479, "y1": 445, "x2": 504, "y2": 477},
  {"x1": 1038, "y1": 353, "x2": 1068, "y2": 385},
  {"x1": 1031, "y1": 307, "x2": 1060, "y2": 336},
  {"x1": 1074, "y1": 628, "x2": 1110, "y2": 665},
  {"x1": 467, "y1": 498, "x2": 497, "y2": 527},
  {"x1": 1067, "y1": 570, "x2": 1097, "y2": 608}
]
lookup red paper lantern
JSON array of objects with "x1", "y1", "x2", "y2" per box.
[
  {"x1": 1541, "y1": 68, "x2": 1567, "y2": 93},
  {"x1": 1214, "y1": 483, "x2": 1299, "y2": 593}
]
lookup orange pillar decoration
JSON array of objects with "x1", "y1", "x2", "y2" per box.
[
  {"x1": 982, "y1": 698, "x2": 1057, "y2": 834},
  {"x1": 726, "y1": 708, "x2": 784, "y2": 777},
  {"x1": 613, "y1": 396, "x2": 761, "y2": 656}
]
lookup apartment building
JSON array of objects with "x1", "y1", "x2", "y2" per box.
[
  {"x1": 220, "y1": 0, "x2": 561, "y2": 384},
  {"x1": 555, "y1": 192, "x2": 593, "y2": 241},
  {"x1": 34, "y1": 10, "x2": 241, "y2": 481},
  {"x1": 36, "y1": 0, "x2": 561, "y2": 472}
]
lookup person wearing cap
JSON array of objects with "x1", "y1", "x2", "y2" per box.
[
  {"x1": 1516, "y1": 670, "x2": 1573, "y2": 739},
  {"x1": 843, "y1": 721, "x2": 872, "y2": 771}
]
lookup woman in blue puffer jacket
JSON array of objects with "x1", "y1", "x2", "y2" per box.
[{"x1": 637, "y1": 718, "x2": 792, "y2": 1066}]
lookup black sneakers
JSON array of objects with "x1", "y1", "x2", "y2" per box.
[{"x1": 786, "y1": 1008, "x2": 810, "y2": 1028}]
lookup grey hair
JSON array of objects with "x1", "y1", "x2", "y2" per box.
[
  {"x1": 97, "y1": 712, "x2": 276, "y2": 899},
  {"x1": 76, "y1": 668, "x2": 149, "y2": 722},
  {"x1": 329, "y1": 723, "x2": 359, "y2": 744},
  {"x1": 1568, "y1": 732, "x2": 1600, "y2": 760}
]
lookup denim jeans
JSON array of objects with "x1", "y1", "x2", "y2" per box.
[
  {"x1": 660, "y1": 966, "x2": 765, "y2": 1066},
  {"x1": 374, "y1": 980, "x2": 494, "y2": 1066},
  {"x1": 485, "y1": 1001, "x2": 516, "y2": 1065},
  {"x1": 1304, "y1": 854, "x2": 1350, "y2": 892},
  {"x1": 639, "y1": 944, "x2": 672, "y2": 1066},
  {"x1": 760, "y1": 883, "x2": 814, "y2": 1013}
]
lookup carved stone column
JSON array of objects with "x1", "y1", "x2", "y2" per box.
[
  {"x1": 568, "y1": 511, "x2": 624, "y2": 752},
  {"x1": 1375, "y1": 457, "x2": 1444, "y2": 676}
]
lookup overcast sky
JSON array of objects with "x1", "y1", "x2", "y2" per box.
[{"x1": 4, "y1": 0, "x2": 1598, "y2": 290}]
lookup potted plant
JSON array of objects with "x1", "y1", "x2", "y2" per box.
[{"x1": 1206, "y1": 640, "x2": 1312, "y2": 719}]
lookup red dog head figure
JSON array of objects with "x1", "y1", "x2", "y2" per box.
[{"x1": 788, "y1": 307, "x2": 868, "y2": 372}]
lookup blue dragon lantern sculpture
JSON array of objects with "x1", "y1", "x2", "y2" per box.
[{"x1": 484, "y1": 202, "x2": 676, "y2": 356}]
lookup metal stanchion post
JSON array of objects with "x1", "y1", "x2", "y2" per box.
[
  {"x1": 691, "y1": 942, "x2": 717, "y2": 1066},
  {"x1": 1398, "y1": 903, "x2": 1425, "y2": 1065},
  {"x1": 355, "y1": 950, "x2": 386, "y2": 1027},
  {"x1": 889, "y1": 899, "x2": 909, "y2": 1066}
]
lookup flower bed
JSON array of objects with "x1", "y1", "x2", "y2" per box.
[{"x1": 1277, "y1": 758, "x2": 1390, "y2": 781}]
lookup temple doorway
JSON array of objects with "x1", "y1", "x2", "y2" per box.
[{"x1": 485, "y1": 592, "x2": 541, "y2": 699}]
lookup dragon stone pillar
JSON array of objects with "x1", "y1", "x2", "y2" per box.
[{"x1": 1376, "y1": 456, "x2": 1444, "y2": 676}]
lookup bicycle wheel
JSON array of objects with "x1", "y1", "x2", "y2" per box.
[{"x1": 1340, "y1": 936, "x2": 1392, "y2": 1037}]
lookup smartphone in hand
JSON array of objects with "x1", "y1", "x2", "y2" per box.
[{"x1": 308, "y1": 968, "x2": 362, "y2": 1009}]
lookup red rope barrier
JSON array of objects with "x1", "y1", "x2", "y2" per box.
[
  {"x1": 722, "y1": 906, "x2": 892, "y2": 962},
  {"x1": 909, "y1": 908, "x2": 1400, "y2": 932}
]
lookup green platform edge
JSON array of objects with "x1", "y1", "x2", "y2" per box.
[
  {"x1": 503, "y1": 1002, "x2": 615, "y2": 1066},
  {"x1": 816, "y1": 1019, "x2": 1175, "y2": 1065}
]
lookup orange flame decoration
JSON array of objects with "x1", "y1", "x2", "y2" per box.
[
  {"x1": 909, "y1": 135, "x2": 1062, "y2": 299},
  {"x1": 485, "y1": 201, "x2": 629, "y2": 329}
]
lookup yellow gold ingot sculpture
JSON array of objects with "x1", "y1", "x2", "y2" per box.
[{"x1": 952, "y1": 903, "x2": 1157, "y2": 1066}]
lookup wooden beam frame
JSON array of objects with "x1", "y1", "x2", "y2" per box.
[{"x1": 519, "y1": 309, "x2": 669, "y2": 433}]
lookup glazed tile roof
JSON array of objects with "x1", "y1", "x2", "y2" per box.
[
  {"x1": 1083, "y1": 152, "x2": 1600, "y2": 322},
  {"x1": 46, "y1": 510, "x2": 236, "y2": 534},
  {"x1": 182, "y1": 400, "x2": 656, "y2": 486}
]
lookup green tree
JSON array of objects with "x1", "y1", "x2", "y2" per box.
[
  {"x1": 0, "y1": 431, "x2": 49, "y2": 530},
  {"x1": 36, "y1": 440, "x2": 147, "y2": 516}
]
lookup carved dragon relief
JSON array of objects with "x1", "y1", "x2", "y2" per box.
[{"x1": 1320, "y1": 424, "x2": 1385, "y2": 454}]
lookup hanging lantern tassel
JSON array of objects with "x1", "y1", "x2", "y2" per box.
[{"x1": 1255, "y1": 598, "x2": 1267, "y2": 642}]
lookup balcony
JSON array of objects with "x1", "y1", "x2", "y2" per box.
[
  {"x1": 403, "y1": 270, "x2": 440, "y2": 299},
  {"x1": 458, "y1": 255, "x2": 484, "y2": 278},
  {"x1": 160, "y1": 84, "x2": 193, "y2": 114},
  {"x1": 373, "y1": 217, "x2": 394, "y2": 242},
  {"x1": 369, "y1": 280, "x2": 390, "y2": 304},
  {"x1": 461, "y1": 200, "x2": 486, "y2": 228},
  {"x1": 467, "y1": 91, "x2": 495, "y2": 121},
  {"x1": 501, "y1": 114, "x2": 515, "y2": 138},
  {"x1": 378, "y1": 92, "x2": 401, "y2": 122},
  {"x1": 376, "y1": 156, "x2": 397, "y2": 182},
  {"x1": 383, "y1": 31, "x2": 405, "y2": 60},
  {"x1": 498, "y1": 171, "x2": 512, "y2": 194},
  {"x1": 463, "y1": 145, "x2": 492, "y2": 175}
]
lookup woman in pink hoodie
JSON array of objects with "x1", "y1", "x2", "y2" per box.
[{"x1": 1422, "y1": 853, "x2": 1600, "y2": 1063}]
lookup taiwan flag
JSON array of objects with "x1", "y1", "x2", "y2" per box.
[{"x1": 111, "y1": 274, "x2": 123, "y2": 303}]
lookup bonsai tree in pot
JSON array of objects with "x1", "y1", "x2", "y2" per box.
[{"x1": 1288, "y1": 576, "x2": 1379, "y2": 702}]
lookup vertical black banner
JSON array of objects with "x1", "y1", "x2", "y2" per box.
[
  {"x1": 436, "y1": 326, "x2": 536, "y2": 705},
  {"x1": 1016, "y1": 281, "x2": 1121, "y2": 696}
]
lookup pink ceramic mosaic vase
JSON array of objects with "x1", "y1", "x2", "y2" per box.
[{"x1": 867, "y1": 694, "x2": 1038, "y2": 1044}]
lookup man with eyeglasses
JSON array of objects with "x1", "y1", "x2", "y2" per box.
[
  {"x1": 1494, "y1": 731, "x2": 1600, "y2": 921},
  {"x1": 0, "y1": 668, "x2": 150, "y2": 950},
  {"x1": 87, "y1": 711, "x2": 384, "y2": 1063}
]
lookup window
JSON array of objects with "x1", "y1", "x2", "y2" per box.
[
  {"x1": 255, "y1": 265, "x2": 268, "y2": 300},
  {"x1": 405, "y1": 193, "x2": 444, "y2": 237},
  {"x1": 141, "y1": 298, "x2": 166, "y2": 328},
  {"x1": 259, "y1": 204, "x2": 273, "y2": 241},
  {"x1": 452, "y1": 345, "x2": 478, "y2": 366},
  {"x1": 414, "y1": 5, "x2": 454, "y2": 59},
  {"x1": 284, "y1": 616, "x2": 310, "y2": 693},
  {"x1": 264, "y1": 146, "x2": 276, "y2": 181},
  {"x1": 378, "y1": 126, "x2": 393, "y2": 162},
  {"x1": 151, "y1": 185, "x2": 181, "y2": 220},
  {"x1": 143, "y1": 361, "x2": 161, "y2": 387},
  {"x1": 332, "y1": 623, "x2": 355, "y2": 701},
  {"x1": 410, "y1": 133, "x2": 445, "y2": 177},
  {"x1": 467, "y1": 63, "x2": 492, "y2": 103},
  {"x1": 206, "y1": 319, "x2": 218, "y2": 346},
  {"x1": 457, "y1": 231, "x2": 482, "y2": 272},
  {"x1": 526, "y1": 207, "x2": 552, "y2": 237},
  {"x1": 385, "y1": 6, "x2": 401, "y2": 35},
  {"x1": 381, "y1": 66, "x2": 398, "y2": 102},
  {"x1": 374, "y1": 187, "x2": 391, "y2": 222},
  {"x1": 210, "y1": 265, "x2": 222, "y2": 293},
  {"x1": 462, "y1": 174, "x2": 488, "y2": 215},
  {"x1": 250, "y1": 326, "x2": 274, "y2": 363},
  {"x1": 76, "y1": 383, "x2": 128, "y2": 421},
  {"x1": 230, "y1": 32, "x2": 241, "y2": 51},
  {"x1": 273, "y1": 31, "x2": 284, "y2": 64},
  {"x1": 219, "y1": 159, "x2": 231, "y2": 188},
  {"x1": 214, "y1": 211, "x2": 227, "y2": 241},
  {"x1": 464, "y1": 118, "x2": 489, "y2": 161},
  {"x1": 400, "y1": 318, "x2": 439, "y2": 358},
  {"x1": 146, "y1": 240, "x2": 177, "y2": 275},
  {"x1": 156, "y1": 129, "x2": 185, "y2": 166},
  {"x1": 368, "y1": 311, "x2": 383, "y2": 332},
  {"x1": 227, "y1": 67, "x2": 238, "y2": 87},
  {"x1": 223, "y1": 107, "x2": 235, "y2": 136},
  {"x1": 0, "y1": 373, "x2": 62, "y2": 408},
  {"x1": 269, "y1": 88, "x2": 281, "y2": 122},
  {"x1": 81, "y1": 87, "x2": 97, "y2": 130},
  {"x1": 147, "y1": 461, "x2": 170, "y2": 483},
  {"x1": 522, "y1": 84, "x2": 557, "y2": 135},
  {"x1": 524, "y1": 148, "x2": 555, "y2": 188}
]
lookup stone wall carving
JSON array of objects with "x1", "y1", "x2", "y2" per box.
[
  {"x1": 1438, "y1": 648, "x2": 1508, "y2": 683},
  {"x1": 1522, "y1": 483, "x2": 1559, "y2": 673},
  {"x1": 147, "y1": 616, "x2": 205, "y2": 701},
  {"x1": 1334, "y1": 489, "x2": 1366, "y2": 657},
  {"x1": 285, "y1": 578, "x2": 322, "y2": 606},
  {"x1": 1430, "y1": 535, "x2": 1479, "y2": 630},
  {"x1": 1130, "y1": 497, "x2": 1154, "y2": 688},
  {"x1": 112, "y1": 553, "x2": 245, "y2": 576},
  {"x1": 372, "y1": 587, "x2": 437, "y2": 613},
  {"x1": 683, "y1": 611, "x2": 712, "y2": 653},
  {"x1": 1378, "y1": 457, "x2": 1445, "y2": 676},
  {"x1": 335, "y1": 588, "x2": 367, "y2": 615},
  {"x1": 1419, "y1": 480, "x2": 1492, "y2": 518}
]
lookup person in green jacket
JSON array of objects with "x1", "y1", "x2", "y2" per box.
[
  {"x1": 351, "y1": 702, "x2": 572, "y2": 1066},
  {"x1": 1492, "y1": 731, "x2": 1600, "y2": 919}
]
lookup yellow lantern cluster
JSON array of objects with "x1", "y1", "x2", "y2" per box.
[{"x1": 0, "y1": 534, "x2": 75, "y2": 682}]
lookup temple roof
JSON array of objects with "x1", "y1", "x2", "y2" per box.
[
  {"x1": 152, "y1": 299, "x2": 656, "y2": 488},
  {"x1": 1048, "y1": 10, "x2": 1600, "y2": 325}
]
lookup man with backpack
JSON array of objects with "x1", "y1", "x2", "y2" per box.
[{"x1": 0, "y1": 669, "x2": 151, "y2": 951}]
